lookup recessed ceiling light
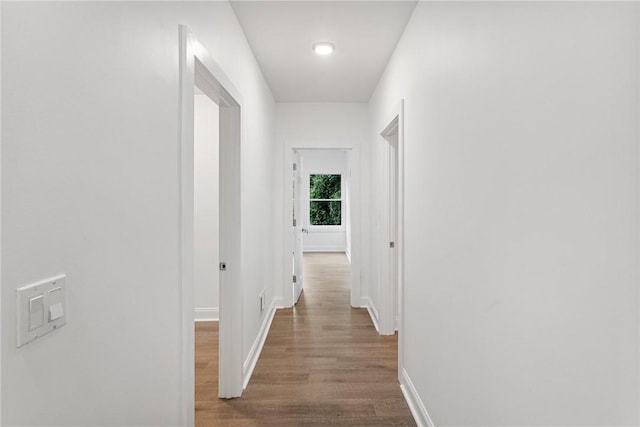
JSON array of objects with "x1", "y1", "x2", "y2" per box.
[{"x1": 313, "y1": 42, "x2": 335, "y2": 56}]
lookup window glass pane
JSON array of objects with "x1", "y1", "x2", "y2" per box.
[
  {"x1": 310, "y1": 174, "x2": 341, "y2": 199},
  {"x1": 310, "y1": 201, "x2": 341, "y2": 225}
]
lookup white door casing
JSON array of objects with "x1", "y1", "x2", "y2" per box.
[
  {"x1": 389, "y1": 136, "x2": 399, "y2": 331},
  {"x1": 293, "y1": 151, "x2": 304, "y2": 303},
  {"x1": 179, "y1": 25, "x2": 244, "y2": 426},
  {"x1": 379, "y1": 100, "x2": 405, "y2": 377},
  {"x1": 379, "y1": 117, "x2": 397, "y2": 336}
]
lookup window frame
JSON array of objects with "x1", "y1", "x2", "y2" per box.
[{"x1": 307, "y1": 173, "x2": 344, "y2": 231}]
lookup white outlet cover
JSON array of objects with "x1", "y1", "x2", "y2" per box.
[{"x1": 16, "y1": 275, "x2": 66, "y2": 347}]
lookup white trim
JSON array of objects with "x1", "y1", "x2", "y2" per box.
[
  {"x1": 179, "y1": 25, "x2": 244, "y2": 424},
  {"x1": 397, "y1": 100, "x2": 406, "y2": 379},
  {"x1": 362, "y1": 296, "x2": 380, "y2": 333},
  {"x1": 399, "y1": 369, "x2": 435, "y2": 427},
  {"x1": 0, "y1": 1, "x2": 3, "y2": 420},
  {"x1": 292, "y1": 150, "x2": 304, "y2": 305},
  {"x1": 345, "y1": 249, "x2": 352, "y2": 264},
  {"x1": 194, "y1": 308, "x2": 219, "y2": 322},
  {"x1": 637, "y1": 15, "x2": 640, "y2": 424},
  {"x1": 303, "y1": 248, "x2": 346, "y2": 253},
  {"x1": 242, "y1": 301, "x2": 277, "y2": 389}
]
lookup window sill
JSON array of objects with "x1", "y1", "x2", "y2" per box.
[{"x1": 308, "y1": 226, "x2": 344, "y2": 233}]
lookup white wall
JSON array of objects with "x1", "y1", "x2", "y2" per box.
[
  {"x1": 299, "y1": 149, "x2": 349, "y2": 253},
  {"x1": 194, "y1": 94, "x2": 219, "y2": 320},
  {"x1": 369, "y1": 2, "x2": 640, "y2": 426},
  {"x1": 2, "y1": 2, "x2": 275, "y2": 425},
  {"x1": 275, "y1": 103, "x2": 368, "y2": 307}
]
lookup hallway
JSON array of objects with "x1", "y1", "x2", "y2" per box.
[{"x1": 195, "y1": 252, "x2": 415, "y2": 426}]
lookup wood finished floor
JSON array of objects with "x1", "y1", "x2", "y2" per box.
[{"x1": 195, "y1": 252, "x2": 416, "y2": 426}]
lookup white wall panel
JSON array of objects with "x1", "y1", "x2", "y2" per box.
[
  {"x1": 2, "y1": 3, "x2": 276, "y2": 425},
  {"x1": 369, "y1": 2, "x2": 640, "y2": 425}
]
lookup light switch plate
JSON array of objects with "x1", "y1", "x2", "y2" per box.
[
  {"x1": 28, "y1": 295, "x2": 44, "y2": 331},
  {"x1": 17, "y1": 275, "x2": 66, "y2": 347}
]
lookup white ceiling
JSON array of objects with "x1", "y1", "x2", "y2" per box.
[{"x1": 230, "y1": 1, "x2": 417, "y2": 103}]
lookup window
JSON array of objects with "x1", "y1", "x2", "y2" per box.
[{"x1": 309, "y1": 174, "x2": 342, "y2": 226}]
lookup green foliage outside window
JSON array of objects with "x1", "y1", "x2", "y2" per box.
[{"x1": 309, "y1": 174, "x2": 342, "y2": 226}]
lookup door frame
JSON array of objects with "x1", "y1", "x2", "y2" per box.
[
  {"x1": 378, "y1": 100, "x2": 405, "y2": 375},
  {"x1": 282, "y1": 144, "x2": 361, "y2": 308},
  {"x1": 292, "y1": 150, "x2": 304, "y2": 304},
  {"x1": 380, "y1": 118, "x2": 398, "y2": 336},
  {"x1": 178, "y1": 25, "x2": 243, "y2": 425},
  {"x1": 0, "y1": 2, "x2": 3, "y2": 419}
]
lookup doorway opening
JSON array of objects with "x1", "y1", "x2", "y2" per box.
[
  {"x1": 179, "y1": 26, "x2": 243, "y2": 425},
  {"x1": 378, "y1": 100, "x2": 405, "y2": 379},
  {"x1": 291, "y1": 149, "x2": 352, "y2": 307},
  {"x1": 380, "y1": 119, "x2": 398, "y2": 336}
]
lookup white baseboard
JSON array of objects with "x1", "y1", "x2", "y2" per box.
[
  {"x1": 361, "y1": 296, "x2": 380, "y2": 333},
  {"x1": 242, "y1": 300, "x2": 277, "y2": 389},
  {"x1": 303, "y1": 249, "x2": 346, "y2": 253},
  {"x1": 400, "y1": 368, "x2": 435, "y2": 427},
  {"x1": 194, "y1": 308, "x2": 219, "y2": 322}
]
